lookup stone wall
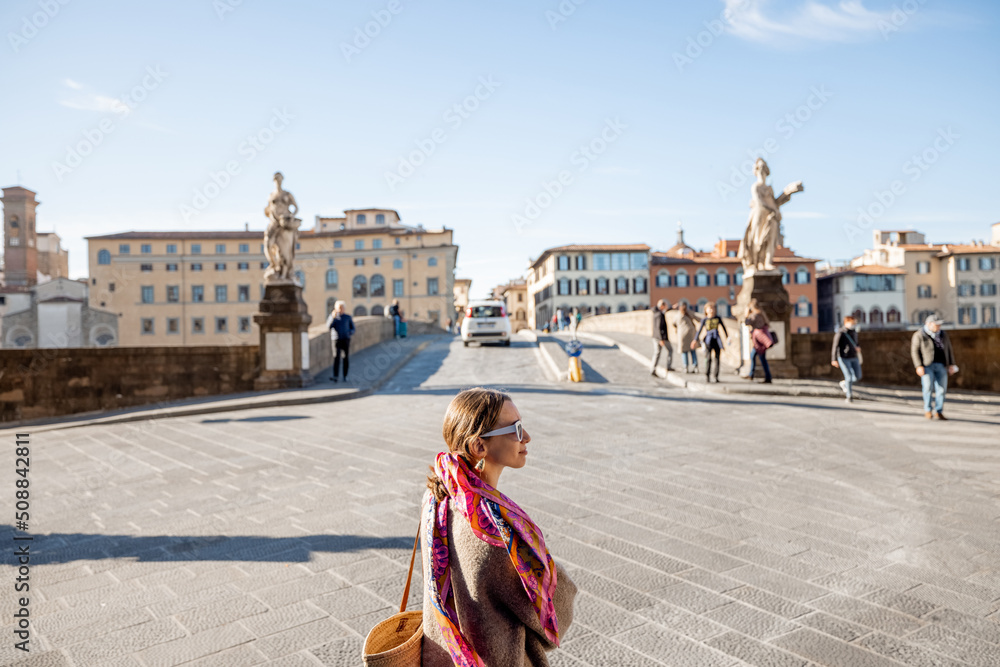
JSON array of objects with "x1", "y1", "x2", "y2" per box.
[{"x1": 308, "y1": 316, "x2": 395, "y2": 376}]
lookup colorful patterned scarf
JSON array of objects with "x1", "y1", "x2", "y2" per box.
[{"x1": 423, "y1": 452, "x2": 560, "y2": 666}]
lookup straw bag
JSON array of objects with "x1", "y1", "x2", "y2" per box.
[{"x1": 362, "y1": 524, "x2": 423, "y2": 666}]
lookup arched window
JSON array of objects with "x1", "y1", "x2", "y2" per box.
[
  {"x1": 656, "y1": 270, "x2": 670, "y2": 288},
  {"x1": 576, "y1": 278, "x2": 589, "y2": 295},
  {"x1": 734, "y1": 268, "x2": 743, "y2": 286},
  {"x1": 675, "y1": 270, "x2": 689, "y2": 288},
  {"x1": 353, "y1": 275, "x2": 368, "y2": 297},
  {"x1": 852, "y1": 307, "x2": 866, "y2": 324},
  {"x1": 887, "y1": 307, "x2": 901, "y2": 324},
  {"x1": 393, "y1": 259, "x2": 403, "y2": 269},
  {"x1": 98, "y1": 249, "x2": 111, "y2": 265},
  {"x1": 294, "y1": 270, "x2": 305, "y2": 287},
  {"x1": 870, "y1": 307, "x2": 884, "y2": 327},
  {"x1": 596, "y1": 277, "x2": 609, "y2": 295},
  {"x1": 558, "y1": 278, "x2": 571, "y2": 296},
  {"x1": 371, "y1": 274, "x2": 385, "y2": 297},
  {"x1": 694, "y1": 269, "x2": 710, "y2": 287},
  {"x1": 615, "y1": 277, "x2": 629, "y2": 294},
  {"x1": 375, "y1": 214, "x2": 385, "y2": 225},
  {"x1": 371, "y1": 305, "x2": 384, "y2": 316},
  {"x1": 795, "y1": 266, "x2": 810, "y2": 284},
  {"x1": 716, "y1": 299, "x2": 730, "y2": 317},
  {"x1": 354, "y1": 305, "x2": 368, "y2": 316},
  {"x1": 696, "y1": 298, "x2": 708, "y2": 312},
  {"x1": 326, "y1": 297, "x2": 337, "y2": 314},
  {"x1": 780, "y1": 267, "x2": 790, "y2": 285},
  {"x1": 557, "y1": 255, "x2": 570, "y2": 271},
  {"x1": 617, "y1": 304, "x2": 628, "y2": 313},
  {"x1": 679, "y1": 298, "x2": 690, "y2": 308},
  {"x1": 796, "y1": 296, "x2": 812, "y2": 317},
  {"x1": 715, "y1": 269, "x2": 729, "y2": 286},
  {"x1": 428, "y1": 257, "x2": 438, "y2": 267},
  {"x1": 357, "y1": 214, "x2": 367, "y2": 224},
  {"x1": 325, "y1": 269, "x2": 338, "y2": 289},
  {"x1": 633, "y1": 277, "x2": 647, "y2": 294}
]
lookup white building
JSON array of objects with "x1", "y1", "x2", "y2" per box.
[{"x1": 819, "y1": 265, "x2": 906, "y2": 331}]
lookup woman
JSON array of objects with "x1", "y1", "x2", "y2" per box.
[
  {"x1": 831, "y1": 315, "x2": 862, "y2": 402},
  {"x1": 423, "y1": 388, "x2": 577, "y2": 667},
  {"x1": 744, "y1": 298, "x2": 773, "y2": 384},
  {"x1": 673, "y1": 303, "x2": 701, "y2": 374},
  {"x1": 694, "y1": 302, "x2": 728, "y2": 383},
  {"x1": 325, "y1": 300, "x2": 354, "y2": 382}
]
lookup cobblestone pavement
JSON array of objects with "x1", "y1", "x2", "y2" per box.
[{"x1": 3, "y1": 334, "x2": 999, "y2": 666}]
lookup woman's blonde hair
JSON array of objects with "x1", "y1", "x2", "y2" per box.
[{"x1": 427, "y1": 387, "x2": 510, "y2": 501}]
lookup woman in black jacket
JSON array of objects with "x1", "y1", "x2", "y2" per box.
[{"x1": 831, "y1": 315, "x2": 861, "y2": 402}]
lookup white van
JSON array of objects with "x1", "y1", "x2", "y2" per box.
[{"x1": 460, "y1": 300, "x2": 512, "y2": 347}]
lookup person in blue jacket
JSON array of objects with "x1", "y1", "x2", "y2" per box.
[{"x1": 326, "y1": 300, "x2": 355, "y2": 382}]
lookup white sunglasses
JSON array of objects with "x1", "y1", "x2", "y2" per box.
[{"x1": 481, "y1": 420, "x2": 524, "y2": 442}]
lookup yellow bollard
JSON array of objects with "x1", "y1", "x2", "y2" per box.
[{"x1": 568, "y1": 357, "x2": 584, "y2": 382}]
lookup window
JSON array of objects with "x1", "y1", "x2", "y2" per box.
[
  {"x1": 958, "y1": 305, "x2": 977, "y2": 325},
  {"x1": 238, "y1": 262, "x2": 249, "y2": 270},
  {"x1": 216, "y1": 317, "x2": 228, "y2": 333},
  {"x1": 633, "y1": 277, "x2": 647, "y2": 294},
  {"x1": 371, "y1": 274, "x2": 386, "y2": 297},
  {"x1": 428, "y1": 257, "x2": 438, "y2": 267},
  {"x1": 293, "y1": 270, "x2": 305, "y2": 287},
  {"x1": 109, "y1": 282, "x2": 115, "y2": 292},
  {"x1": 357, "y1": 214, "x2": 367, "y2": 224},
  {"x1": 167, "y1": 244, "x2": 177, "y2": 254},
  {"x1": 780, "y1": 267, "x2": 789, "y2": 284},
  {"x1": 215, "y1": 263, "x2": 226, "y2": 271},
  {"x1": 697, "y1": 298, "x2": 708, "y2": 312},
  {"x1": 260, "y1": 262, "x2": 268, "y2": 269},
  {"x1": 141, "y1": 318, "x2": 154, "y2": 334},
  {"x1": 611, "y1": 253, "x2": 629, "y2": 271},
  {"x1": 376, "y1": 214, "x2": 385, "y2": 225},
  {"x1": 192, "y1": 317, "x2": 205, "y2": 334},
  {"x1": 957, "y1": 283, "x2": 975, "y2": 297},
  {"x1": 192, "y1": 285, "x2": 204, "y2": 302},
  {"x1": 852, "y1": 308, "x2": 866, "y2": 324},
  {"x1": 216, "y1": 243, "x2": 226, "y2": 254},
  {"x1": 395, "y1": 237, "x2": 400, "y2": 245},
  {"x1": 393, "y1": 259, "x2": 403, "y2": 269},
  {"x1": 354, "y1": 258, "x2": 365, "y2": 266},
  {"x1": 371, "y1": 239, "x2": 382, "y2": 250},
  {"x1": 98, "y1": 249, "x2": 111, "y2": 265},
  {"x1": 630, "y1": 253, "x2": 648, "y2": 270},
  {"x1": 119, "y1": 244, "x2": 130, "y2": 254},
  {"x1": 593, "y1": 253, "x2": 611, "y2": 271},
  {"x1": 656, "y1": 270, "x2": 670, "y2": 288},
  {"x1": 796, "y1": 297, "x2": 812, "y2": 318},
  {"x1": 734, "y1": 269, "x2": 743, "y2": 286},
  {"x1": 326, "y1": 269, "x2": 338, "y2": 289},
  {"x1": 166, "y1": 285, "x2": 179, "y2": 302},
  {"x1": 957, "y1": 258, "x2": 971, "y2": 272},
  {"x1": 869, "y1": 307, "x2": 883, "y2": 326},
  {"x1": 715, "y1": 269, "x2": 729, "y2": 286},
  {"x1": 9, "y1": 237, "x2": 18, "y2": 246},
  {"x1": 576, "y1": 278, "x2": 589, "y2": 295},
  {"x1": 191, "y1": 263, "x2": 202, "y2": 271},
  {"x1": 141, "y1": 244, "x2": 152, "y2": 254},
  {"x1": 917, "y1": 285, "x2": 932, "y2": 299},
  {"x1": 141, "y1": 264, "x2": 153, "y2": 272},
  {"x1": 615, "y1": 277, "x2": 629, "y2": 295},
  {"x1": 795, "y1": 267, "x2": 810, "y2": 284},
  {"x1": 141, "y1": 286, "x2": 154, "y2": 304},
  {"x1": 981, "y1": 283, "x2": 998, "y2": 296},
  {"x1": 596, "y1": 277, "x2": 609, "y2": 295},
  {"x1": 210, "y1": 285, "x2": 225, "y2": 303},
  {"x1": 694, "y1": 270, "x2": 709, "y2": 287},
  {"x1": 353, "y1": 275, "x2": 368, "y2": 297},
  {"x1": 558, "y1": 255, "x2": 570, "y2": 271},
  {"x1": 393, "y1": 279, "x2": 404, "y2": 297},
  {"x1": 916, "y1": 261, "x2": 930, "y2": 274},
  {"x1": 855, "y1": 275, "x2": 896, "y2": 292},
  {"x1": 716, "y1": 299, "x2": 731, "y2": 317},
  {"x1": 887, "y1": 307, "x2": 901, "y2": 324},
  {"x1": 355, "y1": 240, "x2": 364, "y2": 250},
  {"x1": 167, "y1": 318, "x2": 179, "y2": 334},
  {"x1": 239, "y1": 243, "x2": 249, "y2": 253},
  {"x1": 334, "y1": 240, "x2": 342, "y2": 249},
  {"x1": 235, "y1": 285, "x2": 249, "y2": 302},
  {"x1": 191, "y1": 244, "x2": 201, "y2": 254},
  {"x1": 558, "y1": 278, "x2": 571, "y2": 296},
  {"x1": 354, "y1": 305, "x2": 368, "y2": 316},
  {"x1": 166, "y1": 263, "x2": 178, "y2": 272},
  {"x1": 428, "y1": 277, "x2": 439, "y2": 295},
  {"x1": 575, "y1": 255, "x2": 586, "y2": 270},
  {"x1": 675, "y1": 270, "x2": 689, "y2": 288},
  {"x1": 983, "y1": 305, "x2": 997, "y2": 325},
  {"x1": 239, "y1": 316, "x2": 251, "y2": 333}
]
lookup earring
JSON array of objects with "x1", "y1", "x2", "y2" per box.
[{"x1": 475, "y1": 458, "x2": 485, "y2": 472}]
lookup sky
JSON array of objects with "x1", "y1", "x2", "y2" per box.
[{"x1": 2, "y1": 0, "x2": 998, "y2": 299}]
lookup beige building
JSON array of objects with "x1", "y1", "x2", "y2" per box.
[
  {"x1": 87, "y1": 209, "x2": 458, "y2": 346},
  {"x1": 453, "y1": 278, "x2": 472, "y2": 327},
  {"x1": 526, "y1": 244, "x2": 651, "y2": 329},
  {"x1": 493, "y1": 279, "x2": 528, "y2": 332},
  {"x1": 37, "y1": 232, "x2": 69, "y2": 281},
  {"x1": 853, "y1": 227, "x2": 1000, "y2": 327}
]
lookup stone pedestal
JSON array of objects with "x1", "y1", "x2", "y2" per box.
[
  {"x1": 734, "y1": 270, "x2": 799, "y2": 377},
  {"x1": 253, "y1": 282, "x2": 313, "y2": 390}
]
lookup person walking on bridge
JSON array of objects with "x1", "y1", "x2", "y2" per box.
[
  {"x1": 694, "y1": 302, "x2": 728, "y2": 383},
  {"x1": 326, "y1": 300, "x2": 355, "y2": 383},
  {"x1": 650, "y1": 299, "x2": 673, "y2": 375},
  {"x1": 831, "y1": 315, "x2": 862, "y2": 403},
  {"x1": 674, "y1": 302, "x2": 701, "y2": 374},
  {"x1": 911, "y1": 315, "x2": 958, "y2": 420}
]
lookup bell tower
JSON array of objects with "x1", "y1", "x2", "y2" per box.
[{"x1": 1, "y1": 186, "x2": 39, "y2": 286}]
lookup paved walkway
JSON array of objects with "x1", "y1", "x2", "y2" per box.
[{"x1": 2, "y1": 333, "x2": 999, "y2": 666}]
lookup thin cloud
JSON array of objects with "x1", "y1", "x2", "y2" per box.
[
  {"x1": 58, "y1": 79, "x2": 124, "y2": 113},
  {"x1": 724, "y1": 0, "x2": 918, "y2": 44},
  {"x1": 63, "y1": 78, "x2": 84, "y2": 90}
]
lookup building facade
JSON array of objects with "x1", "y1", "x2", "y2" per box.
[
  {"x1": 493, "y1": 279, "x2": 529, "y2": 332},
  {"x1": 0, "y1": 278, "x2": 118, "y2": 348},
  {"x1": 816, "y1": 265, "x2": 907, "y2": 332},
  {"x1": 525, "y1": 244, "x2": 651, "y2": 329},
  {"x1": 87, "y1": 209, "x2": 458, "y2": 346},
  {"x1": 453, "y1": 278, "x2": 472, "y2": 327}
]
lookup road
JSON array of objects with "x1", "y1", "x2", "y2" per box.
[{"x1": 3, "y1": 333, "x2": 999, "y2": 666}]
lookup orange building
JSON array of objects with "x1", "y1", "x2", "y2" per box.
[{"x1": 649, "y1": 228, "x2": 820, "y2": 332}]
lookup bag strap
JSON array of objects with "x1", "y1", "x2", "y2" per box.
[{"x1": 399, "y1": 521, "x2": 421, "y2": 614}]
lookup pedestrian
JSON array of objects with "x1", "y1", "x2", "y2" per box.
[
  {"x1": 445, "y1": 317, "x2": 453, "y2": 334},
  {"x1": 554, "y1": 310, "x2": 563, "y2": 332},
  {"x1": 911, "y1": 315, "x2": 959, "y2": 420},
  {"x1": 650, "y1": 299, "x2": 674, "y2": 375},
  {"x1": 422, "y1": 387, "x2": 577, "y2": 666},
  {"x1": 744, "y1": 298, "x2": 773, "y2": 383},
  {"x1": 673, "y1": 303, "x2": 701, "y2": 374},
  {"x1": 831, "y1": 315, "x2": 862, "y2": 403},
  {"x1": 694, "y1": 302, "x2": 728, "y2": 383},
  {"x1": 326, "y1": 300, "x2": 354, "y2": 383},
  {"x1": 389, "y1": 299, "x2": 401, "y2": 337}
]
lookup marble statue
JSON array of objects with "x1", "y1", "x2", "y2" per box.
[
  {"x1": 737, "y1": 158, "x2": 803, "y2": 274},
  {"x1": 263, "y1": 172, "x2": 301, "y2": 283}
]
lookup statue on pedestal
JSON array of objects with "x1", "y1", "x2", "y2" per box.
[
  {"x1": 263, "y1": 172, "x2": 301, "y2": 283},
  {"x1": 737, "y1": 158, "x2": 803, "y2": 274}
]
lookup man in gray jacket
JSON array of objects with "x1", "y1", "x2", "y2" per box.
[{"x1": 910, "y1": 315, "x2": 958, "y2": 420}]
